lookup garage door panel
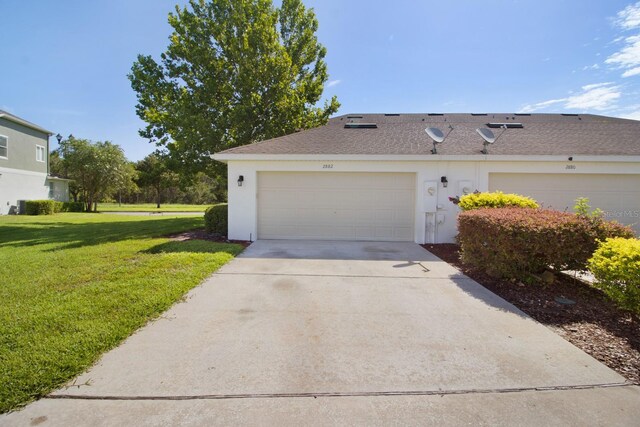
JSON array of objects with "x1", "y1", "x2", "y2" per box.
[
  {"x1": 258, "y1": 172, "x2": 415, "y2": 241},
  {"x1": 394, "y1": 227, "x2": 414, "y2": 241},
  {"x1": 489, "y1": 173, "x2": 640, "y2": 233}
]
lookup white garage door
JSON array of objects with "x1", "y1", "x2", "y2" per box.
[
  {"x1": 489, "y1": 173, "x2": 640, "y2": 233},
  {"x1": 258, "y1": 172, "x2": 415, "y2": 241}
]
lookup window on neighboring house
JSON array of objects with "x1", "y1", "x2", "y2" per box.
[
  {"x1": 0, "y1": 135, "x2": 7, "y2": 158},
  {"x1": 36, "y1": 145, "x2": 46, "y2": 162}
]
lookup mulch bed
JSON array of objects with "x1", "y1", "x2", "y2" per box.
[
  {"x1": 167, "y1": 229, "x2": 252, "y2": 248},
  {"x1": 423, "y1": 243, "x2": 640, "y2": 385}
]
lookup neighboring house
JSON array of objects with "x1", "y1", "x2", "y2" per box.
[
  {"x1": 213, "y1": 113, "x2": 640, "y2": 244},
  {"x1": 0, "y1": 110, "x2": 70, "y2": 215}
]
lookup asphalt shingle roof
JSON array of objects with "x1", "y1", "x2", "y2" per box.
[{"x1": 217, "y1": 113, "x2": 640, "y2": 156}]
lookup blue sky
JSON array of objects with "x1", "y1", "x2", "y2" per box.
[{"x1": 3, "y1": 0, "x2": 640, "y2": 161}]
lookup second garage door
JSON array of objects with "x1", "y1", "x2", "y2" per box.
[
  {"x1": 258, "y1": 172, "x2": 415, "y2": 241},
  {"x1": 489, "y1": 173, "x2": 640, "y2": 233}
]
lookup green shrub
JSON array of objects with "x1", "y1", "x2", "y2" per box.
[
  {"x1": 458, "y1": 207, "x2": 634, "y2": 280},
  {"x1": 25, "y1": 200, "x2": 58, "y2": 215},
  {"x1": 588, "y1": 238, "x2": 640, "y2": 314},
  {"x1": 61, "y1": 201, "x2": 84, "y2": 212},
  {"x1": 457, "y1": 191, "x2": 539, "y2": 211},
  {"x1": 204, "y1": 204, "x2": 227, "y2": 235}
]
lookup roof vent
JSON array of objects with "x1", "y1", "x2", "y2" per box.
[
  {"x1": 561, "y1": 113, "x2": 579, "y2": 116},
  {"x1": 486, "y1": 122, "x2": 523, "y2": 129},
  {"x1": 347, "y1": 115, "x2": 363, "y2": 119},
  {"x1": 344, "y1": 123, "x2": 377, "y2": 129},
  {"x1": 514, "y1": 113, "x2": 531, "y2": 116},
  {"x1": 384, "y1": 113, "x2": 400, "y2": 116},
  {"x1": 428, "y1": 113, "x2": 444, "y2": 116},
  {"x1": 471, "y1": 113, "x2": 488, "y2": 116}
]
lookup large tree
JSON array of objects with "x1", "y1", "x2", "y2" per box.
[
  {"x1": 135, "y1": 153, "x2": 179, "y2": 209},
  {"x1": 129, "y1": 0, "x2": 339, "y2": 177},
  {"x1": 58, "y1": 137, "x2": 137, "y2": 212}
]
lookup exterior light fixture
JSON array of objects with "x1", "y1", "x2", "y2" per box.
[
  {"x1": 440, "y1": 176, "x2": 448, "y2": 188},
  {"x1": 56, "y1": 133, "x2": 62, "y2": 143},
  {"x1": 237, "y1": 175, "x2": 244, "y2": 187}
]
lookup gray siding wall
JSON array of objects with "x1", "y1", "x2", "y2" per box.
[{"x1": 0, "y1": 118, "x2": 49, "y2": 174}]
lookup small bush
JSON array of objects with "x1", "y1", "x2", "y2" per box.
[
  {"x1": 204, "y1": 204, "x2": 227, "y2": 235},
  {"x1": 588, "y1": 238, "x2": 640, "y2": 314},
  {"x1": 458, "y1": 207, "x2": 635, "y2": 280},
  {"x1": 61, "y1": 201, "x2": 84, "y2": 212},
  {"x1": 457, "y1": 191, "x2": 539, "y2": 211},
  {"x1": 25, "y1": 200, "x2": 58, "y2": 215}
]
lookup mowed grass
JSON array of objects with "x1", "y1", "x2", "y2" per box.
[
  {"x1": 98, "y1": 203, "x2": 209, "y2": 212},
  {"x1": 0, "y1": 214, "x2": 243, "y2": 413}
]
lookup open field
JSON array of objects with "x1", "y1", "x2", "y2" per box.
[
  {"x1": 0, "y1": 213, "x2": 243, "y2": 413},
  {"x1": 97, "y1": 203, "x2": 210, "y2": 212}
]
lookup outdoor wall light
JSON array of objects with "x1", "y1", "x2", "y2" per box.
[
  {"x1": 56, "y1": 133, "x2": 62, "y2": 143},
  {"x1": 440, "y1": 176, "x2": 448, "y2": 188},
  {"x1": 237, "y1": 175, "x2": 244, "y2": 187}
]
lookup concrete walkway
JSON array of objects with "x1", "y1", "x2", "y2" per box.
[{"x1": 2, "y1": 240, "x2": 639, "y2": 426}]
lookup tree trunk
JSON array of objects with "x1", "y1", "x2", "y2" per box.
[{"x1": 156, "y1": 185, "x2": 161, "y2": 209}]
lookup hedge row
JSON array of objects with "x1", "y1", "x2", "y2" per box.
[
  {"x1": 204, "y1": 204, "x2": 227, "y2": 235},
  {"x1": 25, "y1": 200, "x2": 60, "y2": 215},
  {"x1": 588, "y1": 237, "x2": 640, "y2": 314},
  {"x1": 457, "y1": 191, "x2": 539, "y2": 211},
  {"x1": 458, "y1": 207, "x2": 634, "y2": 280},
  {"x1": 24, "y1": 200, "x2": 84, "y2": 215}
]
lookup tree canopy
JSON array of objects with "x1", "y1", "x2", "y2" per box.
[
  {"x1": 129, "y1": 0, "x2": 339, "y2": 176},
  {"x1": 57, "y1": 137, "x2": 137, "y2": 211},
  {"x1": 135, "y1": 152, "x2": 179, "y2": 208}
]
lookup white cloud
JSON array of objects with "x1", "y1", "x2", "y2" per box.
[
  {"x1": 520, "y1": 82, "x2": 621, "y2": 113},
  {"x1": 581, "y1": 82, "x2": 613, "y2": 90},
  {"x1": 622, "y1": 66, "x2": 640, "y2": 77},
  {"x1": 607, "y1": 4, "x2": 640, "y2": 77},
  {"x1": 327, "y1": 79, "x2": 341, "y2": 88},
  {"x1": 582, "y1": 63, "x2": 600, "y2": 70},
  {"x1": 606, "y1": 34, "x2": 640, "y2": 76},
  {"x1": 614, "y1": 1, "x2": 640, "y2": 30},
  {"x1": 565, "y1": 83, "x2": 621, "y2": 109},
  {"x1": 622, "y1": 110, "x2": 640, "y2": 120}
]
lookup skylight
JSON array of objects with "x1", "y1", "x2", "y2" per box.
[
  {"x1": 344, "y1": 123, "x2": 377, "y2": 129},
  {"x1": 486, "y1": 122, "x2": 523, "y2": 129}
]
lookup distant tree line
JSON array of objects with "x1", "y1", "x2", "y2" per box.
[{"x1": 51, "y1": 137, "x2": 224, "y2": 211}]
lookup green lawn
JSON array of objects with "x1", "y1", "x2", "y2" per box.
[
  {"x1": 97, "y1": 203, "x2": 210, "y2": 212},
  {"x1": 0, "y1": 213, "x2": 243, "y2": 413}
]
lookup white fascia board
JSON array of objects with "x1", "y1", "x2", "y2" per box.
[
  {"x1": 211, "y1": 153, "x2": 640, "y2": 163},
  {"x1": 0, "y1": 114, "x2": 53, "y2": 135}
]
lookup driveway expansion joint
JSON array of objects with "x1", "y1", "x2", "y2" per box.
[
  {"x1": 214, "y1": 272, "x2": 469, "y2": 280},
  {"x1": 47, "y1": 382, "x2": 633, "y2": 401}
]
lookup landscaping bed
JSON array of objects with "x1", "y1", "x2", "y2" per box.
[{"x1": 423, "y1": 243, "x2": 640, "y2": 385}]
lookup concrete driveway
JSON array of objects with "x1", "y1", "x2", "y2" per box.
[{"x1": 2, "y1": 240, "x2": 639, "y2": 426}]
